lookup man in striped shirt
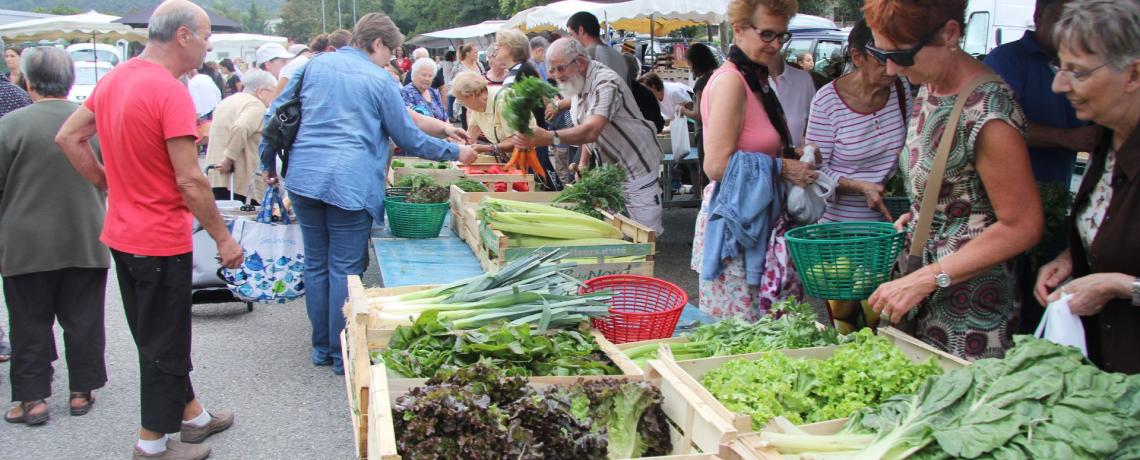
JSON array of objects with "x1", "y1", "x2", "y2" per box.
[{"x1": 514, "y1": 38, "x2": 665, "y2": 234}]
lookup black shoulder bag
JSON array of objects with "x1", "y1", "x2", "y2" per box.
[{"x1": 262, "y1": 58, "x2": 313, "y2": 178}]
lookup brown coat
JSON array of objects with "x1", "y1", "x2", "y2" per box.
[
  {"x1": 1071, "y1": 122, "x2": 1140, "y2": 374},
  {"x1": 205, "y1": 92, "x2": 268, "y2": 202}
]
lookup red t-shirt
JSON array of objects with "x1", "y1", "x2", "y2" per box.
[{"x1": 85, "y1": 59, "x2": 198, "y2": 256}]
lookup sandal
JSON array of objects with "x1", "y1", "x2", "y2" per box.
[
  {"x1": 0, "y1": 340, "x2": 10, "y2": 362},
  {"x1": 70, "y1": 392, "x2": 95, "y2": 416},
  {"x1": 4, "y1": 400, "x2": 49, "y2": 425}
]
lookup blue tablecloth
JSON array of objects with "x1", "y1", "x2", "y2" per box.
[{"x1": 370, "y1": 214, "x2": 485, "y2": 288}]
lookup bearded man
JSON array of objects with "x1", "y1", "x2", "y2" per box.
[{"x1": 513, "y1": 38, "x2": 665, "y2": 234}]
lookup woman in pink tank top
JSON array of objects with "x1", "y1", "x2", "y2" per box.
[{"x1": 690, "y1": 0, "x2": 818, "y2": 321}]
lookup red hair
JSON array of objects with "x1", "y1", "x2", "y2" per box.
[{"x1": 863, "y1": 0, "x2": 967, "y2": 45}]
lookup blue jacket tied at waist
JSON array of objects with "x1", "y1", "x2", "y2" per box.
[{"x1": 701, "y1": 151, "x2": 783, "y2": 285}]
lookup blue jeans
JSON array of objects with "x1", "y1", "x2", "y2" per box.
[
  {"x1": 447, "y1": 95, "x2": 456, "y2": 120},
  {"x1": 290, "y1": 193, "x2": 372, "y2": 373}
]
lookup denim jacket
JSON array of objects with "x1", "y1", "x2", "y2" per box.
[
  {"x1": 701, "y1": 152, "x2": 783, "y2": 285},
  {"x1": 259, "y1": 46, "x2": 458, "y2": 223}
]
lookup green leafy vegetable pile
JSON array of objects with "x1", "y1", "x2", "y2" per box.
[
  {"x1": 760, "y1": 336, "x2": 1140, "y2": 460},
  {"x1": 446, "y1": 178, "x2": 490, "y2": 192},
  {"x1": 883, "y1": 171, "x2": 906, "y2": 197},
  {"x1": 392, "y1": 364, "x2": 671, "y2": 460},
  {"x1": 701, "y1": 329, "x2": 943, "y2": 430},
  {"x1": 553, "y1": 164, "x2": 629, "y2": 220},
  {"x1": 622, "y1": 297, "x2": 842, "y2": 368},
  {"x1": 404, "y1": 184, "x2": 450, "y2": 204},
  {"x1": 374, "y1": 311, "x2": 621, "y2": 378},
  {"x1": 391, "y1": 159, "x2": 406, "y2": 168},
  {"x1": 395, "y1": 172, "x2": 436, "y2": 188},
  {"x1": 502, "y1": 77, "x2": 560, "y2": 136}
]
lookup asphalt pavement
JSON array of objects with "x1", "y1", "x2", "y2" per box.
[{"x1": 0, "y1": 197, "x2": 824, "y2": 460}]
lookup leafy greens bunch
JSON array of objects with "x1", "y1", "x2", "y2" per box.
[
  {"x1": 392, "y1": 364, "x2": 672, "y2": 460},
  {"x1": 622, "y1": 297, "x2": 843, "y2": 368},
  {"x1": 502, "y1": 77, "x2": 560, "y2": 136},
  {"x1": 394, "y1": 172, "x2": 437, "y2": 188},
  {"x1": 759, "y1": 336, "x2": 1140, "y2": 460},
  {"x1": 375, "y1": 310, "x2": 621, "y2": 378},
  {"x1": 404, "y1": 184, "x2": 450, "y2": 204},
  {"x1": 553, "y1": 164, "x2": 629, "y2": 220},
  {"x1": 701, "y1": 329, "x2": 943, "y2": 430}
]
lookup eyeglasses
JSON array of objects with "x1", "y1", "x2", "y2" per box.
[
  {"x1": 1050, "y1": 59, "x2": 1110, "y2": 83},
  {"x1": 865, "y1": 21, "x2": 946, "y2": 67},
  {"x1": 749, "y1": 25, "x2": 792, "y2": 44},
  {"x1": 550, "y1": 55, "x2": 581, "y2": 75}
]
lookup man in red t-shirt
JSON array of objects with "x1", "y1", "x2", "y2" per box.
[{"x1": 57, "y1": 1, "x2": 241, "y2": 459}]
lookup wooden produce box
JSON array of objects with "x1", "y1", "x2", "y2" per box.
[
  {"x1": 719, "y1": 418, "x2": 851, "y2": 460},
  {"x1": 615, "y1": 337, "x2": 692, "y2": 373},
  {"x1": 660, "y1": 327, "x2": 971, "y2": 435},
  {"x1": 342, "y1": 276, "x2": 645, "y2": 458},
  {"x1": 387, "y1": 163, "x2": 534, "y2": 189},
  {"x1": 448, "y1": 188, "x2": 658, "y2": 281},
  {"x1": 366, "y1": 357, "x2": 741, "y2": 460}
]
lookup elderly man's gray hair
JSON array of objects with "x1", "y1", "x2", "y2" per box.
[
  {"x1": 530, "y1": 36, "x2": 549, "y2": 51},
  {"x1": 412, "y1": 47, "x2": 430, "y2": 60},
  {"x1": 242, "y1": 69, "x2": 277, "y2": 95},
  {"x1": 411, "y1": 57, "x2": 437, "y2": 77},
  {"x1": 1053, "y1": 0, "x2": 1140, "y2": 71},
  {"x1": 149, "y1": 6, "x2": 200, "y2": 42},
  {"x1": 20, "y1": 46, "x2": 74, "y2": 98},
  {"x1": 547, "y1": 38, "x2": 589, "y2": 66}
]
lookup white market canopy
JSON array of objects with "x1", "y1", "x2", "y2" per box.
[
  {"x1": 601, "y1": 0, "x2": 729, "y2": 34},
  {"x1": 208, "y1": 33, "x2": 288, "y2": 49},
  {"x1": 406, "y1": 20, "x2": 508, "y2": 49},
  {"x1": 524, "y1": 1, "x2": 613, "y2": 33},
  {"x1": 0, "y1": 10, "x2": 146, "y2": 43}
]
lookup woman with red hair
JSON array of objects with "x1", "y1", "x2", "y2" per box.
[{"x1": 863, "y1": 0, "x2": 1044, "y2": 360}]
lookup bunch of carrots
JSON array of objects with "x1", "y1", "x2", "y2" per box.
[{"x1": 501, "y1": 76, "x2": 560, "y2": 180}]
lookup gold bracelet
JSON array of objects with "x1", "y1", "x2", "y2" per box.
[{"x1": 779, "y1": 159, "x2": 788, "y2": 180}]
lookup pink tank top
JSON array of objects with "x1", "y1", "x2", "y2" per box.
[{"x1": 700, "y1": 66, "x2": 783, "y2": 157}]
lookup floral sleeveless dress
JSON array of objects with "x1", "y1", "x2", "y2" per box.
[{"x1": 901, "y1": 81, "x2": 1027, "y2": 360}]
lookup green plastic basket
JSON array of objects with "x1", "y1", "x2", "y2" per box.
[
  {"x1": 884, "y1": 196, "x2": 912, "y2": 222},
  {"x1": 785, "y1": 222, "x2": 906, "y2": 300},
  {"x1": 383, "y1": 196, "x2": 449, "y2": 238}
]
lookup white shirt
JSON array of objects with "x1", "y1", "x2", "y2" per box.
[
  {"x1": 768, "y1": 65, "x2": 816, "y2": 147},
  {"x1": 279, "y1": 54, "x2": 309, "y2": 80},
  {"x1": 187, "y1": 74, "x2": 222, "y2": 118},
  {"x1": 659, "y1": 81, "x2": 693, "y2": 121}
]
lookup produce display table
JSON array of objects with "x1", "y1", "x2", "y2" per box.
[
  {"x1": 661, "y1": 148, "x2": 702, "y2": 208},
  {"x1": 369, "y1": 215, "x2": 484, "y2": 288}
]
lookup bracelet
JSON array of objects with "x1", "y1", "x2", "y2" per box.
[{"x1": 779, "y1": 159, "x2": 788, "y2": 180}]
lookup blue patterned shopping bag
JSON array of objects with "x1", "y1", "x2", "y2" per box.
[{"x1": 220, "y1": 186, "x2": 305, "y2": 303}]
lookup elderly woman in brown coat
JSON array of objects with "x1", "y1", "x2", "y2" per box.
[
  {"x1": 1035, "y1": 0, "x2": 1140, "y2": 374},
  {"x1": 206, "y1": 69, "x2": 277, "y2": 204}
]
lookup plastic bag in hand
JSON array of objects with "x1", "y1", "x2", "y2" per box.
[
  {"x1": 785, "y1": 145, "x2": 836, "y2": 225},
  {"x1": 1033, "y1": 292, "x2": 1088, "y2": 356}
]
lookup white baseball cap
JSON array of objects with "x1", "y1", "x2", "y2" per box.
[
  {"x1": 256, "y1": 43, "x2": 294, "y2": 66},
  {"x1": 287, "y1": 44, "x2": 311, "y2": 55}
]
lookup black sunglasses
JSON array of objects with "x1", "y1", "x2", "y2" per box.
[{"x1": 865, "y1": 21, "x2": 947, "y2": 67}]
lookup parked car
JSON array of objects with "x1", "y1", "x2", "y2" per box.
[
  {"x1": 66, "y1": 43, "x2": 123, "y2": 67},
  {"x1": 629, "y1": 38, "x2": 725, "y2": 73},
  {"x1": 781, "y1": 15, "x2": 848, "y2": 79},
  {"x1": 961, "y1": 0, "x2": 1034, "y2": 57},
  {"x1": 67, "y1": 61, "x2": 113, "y2": 104}
]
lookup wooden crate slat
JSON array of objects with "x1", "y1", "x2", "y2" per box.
[
  {"x1": 367, "y1": 363, "x2": 400, "y2": 460},
  {"x1": 341, "y1": 329, "x2": 368, "y2": 459},
  {"x1": 502, "y1": 243, "x2": 655, "y2": 260}
]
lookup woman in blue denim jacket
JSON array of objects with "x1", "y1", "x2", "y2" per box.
[{"x1": 264, "y1": 13, "x2": 477, "y2": 375}]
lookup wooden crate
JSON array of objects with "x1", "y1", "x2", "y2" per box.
[
  {"x1": 662, "y1": 327, "x2": 971, "y2": 435},
  {"x1": 387, "y1": 164, "x2": 534, "y2": 189},
  {"x1": 448, "y1": 188, "x2": 657, "y2": 282},
  {"x1": 720, "y1": 419, "x2": 850, "y2": 460},
  {"x1": 343, "y1": 276, "x2": 646, "y2": 458},
  {"x1": 615, "y1": 337, "x2": 692, "y2": 373},
  {"x1": 367, "y1": 357, "x2": 741, "y2": 460}
]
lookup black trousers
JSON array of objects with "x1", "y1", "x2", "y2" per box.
[
  {"x1": 112, "y1": 250, "x2": 196, "y2": 434},
  {"x1": 212, "y1": 187, "x2": 259, "y2": 205},
  {"x1": 4, "y1": 268, "x2": 109, "y2": 402}
]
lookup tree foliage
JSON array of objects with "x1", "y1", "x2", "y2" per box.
[
  {"x1": 276, "y1": 0, "x2": 321, "y2": 42},
  {"x1": 243, "y1": 0, "x2": 268, "y2": 34},
  {"x1": 395, "y1": 0, "x2": 502, "y2": 36},
  {"x1": 33, "y1": 2, "x2": 84, "y2": 15},
  {"x1": 210, "y1": 0, "x2": 244, "y2": 23},
  {"x1": 799, "y1": 0, "x2": 864, "y2": 24}
]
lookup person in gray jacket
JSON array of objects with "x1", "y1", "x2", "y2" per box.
[{"x1": 0, "y1": 46, "x2": 109, "y2": 426}]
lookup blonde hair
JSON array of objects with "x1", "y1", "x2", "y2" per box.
[
  {"x1": 727, "y1": 0, "x2": 798, "y2": 26},
  {"x1": 495, "y1": 28, "x2": 531, "y2": 64},
  {"x1": 451, "y1": 71, "x2": 488, "y2": 98}
]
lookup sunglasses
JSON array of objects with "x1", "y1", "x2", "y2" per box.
[
  {"x1": 749, "y1": 25, "x2": 793, "y2": 44},
  {"x1": 865, "y1": 21, "x2": 947, "y2": 67}
]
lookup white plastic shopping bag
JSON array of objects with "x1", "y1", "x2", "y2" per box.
[
  {"x1": 1034, "y1": 292, "x2": 1088, "y2": 356},
  {"x1": 220, "y1": 186, "x2": 306, "y2": 304},
  {"x1": 786, "y1": 145, "x2": 836, "y2": 225},
  {"x1": 671, "y1": 107, "x2": 692, "y2": 160}
]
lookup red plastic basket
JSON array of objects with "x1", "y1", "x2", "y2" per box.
[{"x1": 582, "y1": 275, "x2": 688, "y2": 344}]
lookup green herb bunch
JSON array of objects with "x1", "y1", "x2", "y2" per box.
[
  {"x1": 502, "y1": 77, "x2": 560, "y2": 136},
  {"x1": 553, "y1": 164, "x2": 628, "y2": 219}
]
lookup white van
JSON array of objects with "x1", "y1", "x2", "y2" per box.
[
  {"x1": 66, "y1": 43, "x2": 123, "y2": 67},
  {"x1": 962, "y1": 0, "x2": 1036, "y2": 56}
]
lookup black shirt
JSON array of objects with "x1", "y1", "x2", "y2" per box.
[{"x1": 630, "y1": 80, "x2": 665, "y2": 133}]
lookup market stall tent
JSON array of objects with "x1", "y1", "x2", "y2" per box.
[
  {"x1": 504, "y1": 6, "x2": 548, "y2": 33},
  {"x1": 0, "y1": 11, "x2": 146, "y2": 43},
  {"x1": 602, "y1": 0, "x2": 729, "y2": 34},
  {"x1": 114, "y1": 7, "x2": 242, "y2": 32},
  {"x1": 206, "y1": 33, "x2": 288, "y2": 63},
  {"x1": 524, "y1": 0, "x2": 615, "y2": 32},
  {"x1": 405, "y1": 20, "x2": 508, "y2": 49}
]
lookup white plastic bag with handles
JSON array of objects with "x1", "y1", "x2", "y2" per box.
[
  {"x1": 1034, "y1": 292, "x2": 1088, "y2": 356},
  {"x1": 785, "y1": 145, "x2": 836, "y2": 225},
  {"x1": 671, "y1": 107, "x2": 692, "y2": 159}
]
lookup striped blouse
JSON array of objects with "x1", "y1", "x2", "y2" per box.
[{"x1": 806, "y1": 76, "x2": 912, "y2": 223}]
